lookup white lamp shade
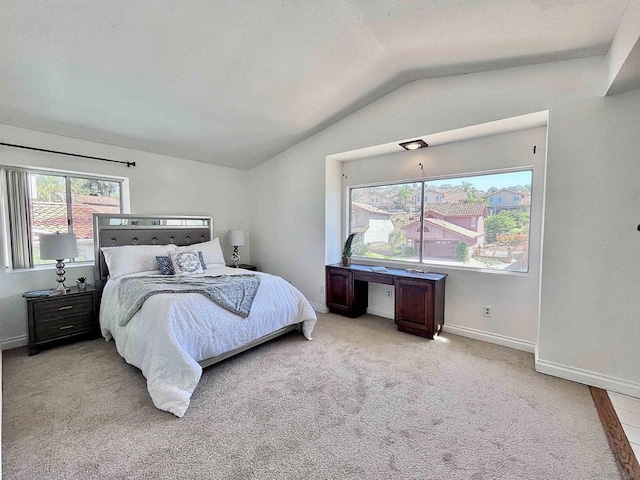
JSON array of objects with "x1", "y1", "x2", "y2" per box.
[
  {"x1": 39, "y1": 233, "x2": 78, "y2": 260},
  {"x1": 227, "y1": 229, "x2": 246, "y2": 247}
]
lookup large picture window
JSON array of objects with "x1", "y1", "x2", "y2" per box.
[
  {"x1": 349, "y1": 170, "x2": 532, "y2": 272},
  {"x1": 2, "y1": 168, "x2": 122, "y2": 269}
]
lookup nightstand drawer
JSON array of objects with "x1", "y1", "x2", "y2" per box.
[
  {"x1": 34, "y1": 314, "x2": 93, "y2": 342},
  {"x1": 33, "y1": 294, "x2": 94, "y2": 322}
]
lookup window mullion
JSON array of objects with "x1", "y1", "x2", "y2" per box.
[
  {"x1": 65, "y1": 176, "x2": 72, "y2": 233},
  {"x1": 65, "y1": 176, "x2": 74, "y2": 263},
  {"x1": 419, "y1": 181, "x2": 425, "y2": 263}
]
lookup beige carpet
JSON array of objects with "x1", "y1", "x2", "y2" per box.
[{"x1": 3, "y1": 313, "x2": 621, "y2": 479}]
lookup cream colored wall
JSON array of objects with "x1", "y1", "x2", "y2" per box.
[{"x1": 0, "y1": 124, "x2": 251, "y2": 348}]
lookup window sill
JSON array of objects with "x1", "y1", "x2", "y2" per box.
[
  {"x1": 4, "y1": 261, "x2": 94, "y2": 274},
  {"x1": 350, "y1": 257, "x2": 530, "y2": 277}
]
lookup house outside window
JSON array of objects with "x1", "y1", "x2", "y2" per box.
[
  {"x1": 2, "y1": 168, "x2": 123, "y2": 269},
  {"x1": 348, "y1": 169, "x2": 532, "y2": 272}
]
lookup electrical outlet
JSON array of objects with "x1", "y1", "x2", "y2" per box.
[
  {"x1": 387, "y1": 289, "x2": 393, "y2": 297},
  {"x1": 483, "y1": 305, "x2": 492, "y2": 317}
]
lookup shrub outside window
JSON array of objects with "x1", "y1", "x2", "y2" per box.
[{"x1": 348, "y1": 170, "x2": 532, "y2": 273}]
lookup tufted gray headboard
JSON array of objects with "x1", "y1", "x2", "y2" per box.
[{"x1": 92, "y1": 213, "x2": 213, "y2": 289}]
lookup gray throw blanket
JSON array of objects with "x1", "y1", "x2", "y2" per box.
[{"x1": 116, "y1": 274, "x2": 261, "y2": 326}]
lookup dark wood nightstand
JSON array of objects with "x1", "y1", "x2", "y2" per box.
[
  {"x1": 24, "y1": 285, "x2": 98, "y2": 355},
  {"x1": 227, "y1": 264, "x2": 257, "y2": 271}
]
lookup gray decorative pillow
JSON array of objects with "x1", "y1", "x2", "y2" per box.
[
  {"x1": 156, "y1": 256, "x2": 174, "y2": 275},
  {"x1": 169, "y1": 250, "x2": 204, "y2": 275},
  {"x1": 198, "y1": 251, "x2": 207, "y2": 270}
]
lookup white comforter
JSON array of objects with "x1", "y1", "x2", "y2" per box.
[{"x1": 99, "y1": 266, "x2": 317, "y2": 417}]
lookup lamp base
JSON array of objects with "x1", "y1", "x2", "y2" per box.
[
  {"x1": 231, "y1": 247, "x2": 240, "y2": 268},
  {"x1": 55, "y1": 260, "x2": 70, "y2": 293}
]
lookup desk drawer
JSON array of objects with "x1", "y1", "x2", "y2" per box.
[
  {"x1": 35, "y1": 314, "x2": 93, "y2": 342},
  {"x1": 33, "y1": 294, "x2": 93, "y2": 321},
  {"x1": 353, "y1": 271, "x2": 394, "y2": 285}
]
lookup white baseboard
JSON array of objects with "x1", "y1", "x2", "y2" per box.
[
  {"x1": 311, "y1": 303, "x2": 329, "y2": 314},
  {"x1": 315, "y1": 304, "x2": 394, "y2": 317},
  {"x1": 359, "y1": 310, "x2": 536, "y2": 354},
  {"x1": 366, "y1": 306, "x2": 394, "y2": 319},
  {"x1": 535, "y1": 356, "x2": 640, "y2": 399},
  {"x1": 1, "y1": 335, "x2": 27, "y2": 351},
  {"x1": 442, "y1": 324, "x2": 536, "y2": 353},
  {"x1": 311, "y1": 307, "x2": 640, "y2": 398}
]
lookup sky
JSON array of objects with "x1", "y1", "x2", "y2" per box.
[{"x1": 426, "y1": 170, "x2": 532, "y2": 191}]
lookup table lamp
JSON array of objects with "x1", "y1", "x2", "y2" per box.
[
  {"x1": 39, "y1": 232, "x2": 78, "y2": 293},
  {"x1": 227, "y1": 229, "x2": 245, "y2": 268}
]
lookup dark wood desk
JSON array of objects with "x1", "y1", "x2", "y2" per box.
[{"x1": 326, "y1": 264, "x2": 446, "y2": 339}]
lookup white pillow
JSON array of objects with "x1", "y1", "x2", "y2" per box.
[
  {"x1": 169, "y1": 250, "x2": 205, "y2": 275},
  {"x1": 101, "y1": 244, "x2": 177, "y2": 279},
  {"x1": 177, "y1": 237, "x2": 225, "y2": 266}
]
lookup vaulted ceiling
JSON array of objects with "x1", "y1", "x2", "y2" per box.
[{"x1": 0, "y1": 1, "x2": 632, "y2": 169}]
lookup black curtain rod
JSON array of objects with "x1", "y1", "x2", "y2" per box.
[{"x1": 0, "y1": 142, "x2": 136, "y2": 168}]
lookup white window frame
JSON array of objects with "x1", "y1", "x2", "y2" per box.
[
  {"x1": 346, "y1": 168, "x2": 533, "y2": 274},
  {"x1": 2, "y1": 166, "x2": 125, "y2": 270}
]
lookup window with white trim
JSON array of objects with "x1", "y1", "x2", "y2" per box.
[
  {"x1": 348, "y1": 170, "x2": 532, "y2": 272},
  {"x1": 2, "y1": 168, "x2": 122, "y2": 269}
]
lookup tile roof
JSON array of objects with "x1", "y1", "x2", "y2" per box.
[
  {"x1": 401, "y1": 216, "x2": 482, "y2": 239},
  {"x1": 424, "y1": 218, "x2": 481, "y2": 239},
  {"x1": 424, "y1": 202, "x2": 487, "y2": 217},
  {"x1": 352, "y1": 202, "x2": 391, "y2": 216},
  {"x1": 32, "y1": 202, "x2": 119, "y2": 239}
]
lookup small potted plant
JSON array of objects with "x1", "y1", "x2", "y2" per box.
[
  {"x1": 76, "y1": 276, "x2": 88, "y2": 290},
  {"x1": 342, "y1": 233, "x2": 357, "y2": 267}
]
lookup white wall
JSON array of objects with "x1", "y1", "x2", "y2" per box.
[
  {"x1": 537, "y1": 88, "x2": 640, "y2": 396},
  {"x1": 607, "y1": 0, "x2": 640, "y2": 94},
  {"x1": 249, "y1": 55, "x2": 640, "y2": 393},
  {"x1": 0, "y1": 124, "x2": 251, "y2": 348},
  {"x1": 340, "y1": 127, "x2": 546, "y2": 348},
  {"x1": 249, "y1": 56, "x2": 604, "y2": 335}
]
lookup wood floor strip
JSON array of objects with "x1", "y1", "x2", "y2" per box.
[{"x1": 591, "y1": 387, "x2": 640, "y2": 480}]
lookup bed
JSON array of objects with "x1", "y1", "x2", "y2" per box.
[{"x1": 93, "y1": 214, "x2": 317, "y2": 417}]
